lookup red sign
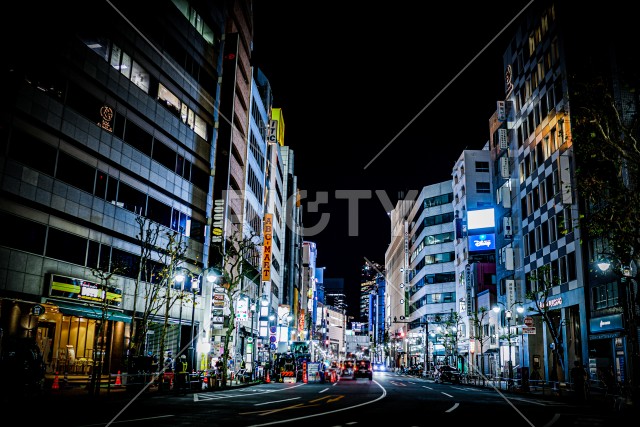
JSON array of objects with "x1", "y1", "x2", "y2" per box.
[{"x1": 524, "y1": 316, "x2": 534, "y2": 327}]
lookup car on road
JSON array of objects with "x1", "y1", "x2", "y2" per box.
[
  {"x1": 340, "y1": 360, "x2": 355, "y2": 380},
  {"x1": 354, "y1": 360, "x2": 373, "y2": 380},
  {"x1": 434, "y1": 365, "x2": 461, "y2": 384},
  {"x1": 373, "y1": 363, "x2": 386, "y2": 372}
]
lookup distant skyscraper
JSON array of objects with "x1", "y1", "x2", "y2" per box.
[
  {"x1": 324, "y1": 278, "x2": 347, "y2": 312},
  {"x1": 360, "y1": 261, "x2": 382, "y2": 324}
]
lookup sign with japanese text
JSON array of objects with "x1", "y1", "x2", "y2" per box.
[{"x1": 261, "y1": 214, "x2": 273, "y2": 282}]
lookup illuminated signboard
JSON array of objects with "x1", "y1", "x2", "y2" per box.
[
  {"x1": 49, "y1": 274, "x2": 122, "y2": 306},
  {"x1": 262, "y1": 213, "x2": 273, "y2": 282},
  {"x1": 468, "y1": 233, "x2": 496, "y2": 252},
  {"x1": 467, "y1": 208, "x2": 495, "y2": 230}
]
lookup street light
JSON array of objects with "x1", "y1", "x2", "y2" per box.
[
  {"x1": 493, "y1": 301, "x2": 524, "y2": 383},
  {"x1": 596, "y1": 255, "x2": 638, "y2": 395},
  {"x1": 173, "y1": 267, "x2": 191, "y2": 357},
  {"x1": 179, "y1": 267, "x2": 222, "y2": 374},
  {"x1": 270, "y1": 312, "x2": 293, "y2": 348}
]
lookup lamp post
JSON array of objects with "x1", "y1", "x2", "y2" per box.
[
  {"x1": 493, "y1": 301, "x2": 524, "y2": 383},
  {"x1": 269, "y1": 312, "x2": 293, "y2": 351},
  {"x1": 596, "y1": 255, "x2": 638, "y2": 396},
  {"x1": 179, "y1": 267, "x2": 222, "y2": 374},
  {"x1": 423, "y1": 325, "x2": 429, "y2": 375},
  {"x1": 174, "y1": 268, "x2": 190, "y2": 356}
]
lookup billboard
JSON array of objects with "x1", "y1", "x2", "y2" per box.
[{"x1": 467, "y1": 208, "x2": 495, "y2": 230}]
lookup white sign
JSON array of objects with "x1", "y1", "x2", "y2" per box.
[
  {"x1": 506, "y1": 279, "x2": 516, "y2": 309},
  {"x1": 523, "y1": 327, "x2": 536, "y2": 334}
]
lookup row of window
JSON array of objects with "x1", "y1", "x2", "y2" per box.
[
  {"x1": 408, "y1": 292, "x2": 456, "y2": 313},
  {"x1": 410, "y1": 232, "x2": 455, "y2": 264},
  {"x1": 171, "y1": 0, "x2": 217, "y2": 45},
  {"x1": 411, "y1": 212, "x2": 455, "y2": 243},
  {"x1": 519, "y1": 124, "x2": 564, "y2": 183},
  {"x1": 0, "y1": 211, "x2": 196, "y2": 286},
  {"x1": 523, "y1": 206, "x2": 573, "y2": 257},
  {"x1": 519, "y1": 167, "x2": 561, "y2": 220},
  {"x1": 591, "y1": 282, "x2": 619, "y2": 310},
  {"x1": 80, "y1": 36, "x2": 211, "y2": 141},
  {"x1": 7, "y1": 128, "x2": 205, "y2": 242},
  {"x1": 525, "y1": 251, "x2": 578, "y2": 292},
  {"x1": 63, "y1": 79, "x2": 211, "y2": 193},
  {"x1": 413, "y1": 193, "x2": 454, "y2": 220},
  {"x1": 408, "y1": 272, "x2": 456, "y2": 297},
  {"x1": 516, "y1": 79, "x2": 564, "y2": 148},
  {"x1": 411, "y1": 252, "x2": 456, "y2": 280}
]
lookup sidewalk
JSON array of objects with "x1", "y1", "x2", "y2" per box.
[
  {"x1": 408, "y1": 372, "x2": 638, "y2": 415},
  {"x1": 0, "y1": 371, "x2": 263, "y2": 407}
]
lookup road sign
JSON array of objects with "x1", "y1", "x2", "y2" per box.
[
  {"x1": 524, "y1": 316, "x2": 534, "y2": 327},
  {"x1": 523, "y1": 327, "x2": 536, "y2": 334}
]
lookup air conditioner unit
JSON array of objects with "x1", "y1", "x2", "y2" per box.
[
  {"x1": 503, "y1": 217, "x2": 513, "y2": 237},
  {"x1": 498, "y1": 128, "x2": 508, "y2": 149},
  {"x1": 501, "y1": 185, "x2": 511, "y2": 208}
]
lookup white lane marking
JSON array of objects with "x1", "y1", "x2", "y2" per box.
[
  {"x1": 445, "y1": 403, "x2": 460, "y2": 413},
  {"x1": 441, "y1": 392, "x2": 454, "y2": 398},
  {"x1": 254, "y1": 397, "x2": 301, "y2": 406},
  {"x1": 246, "y1": 380, "x2": 387, "y2": 427}
]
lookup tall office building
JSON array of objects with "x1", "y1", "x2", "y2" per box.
[
  {"x1": 385, "y1": 182, "x2": 456, "y2": 369},
  {"x1": 0, "y1": 0, "x2": 263, "y2": 377},
  {"x1": 489, "y1": 0, "x2": 639, "y2": 386},
  {"x1": 359, "y1": 261, "x2": 381, "y2": 325},
  {"x1": 451, "y1": 144, "x2": 497, "y2": 374}
]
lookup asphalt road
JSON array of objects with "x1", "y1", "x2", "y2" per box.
[{"x1": 35, "y1": 371, "x2": 627, "y2": 427}]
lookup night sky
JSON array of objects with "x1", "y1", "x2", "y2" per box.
[{"x1": 252, "y1": 1, "x2": 535, "y2": 318}]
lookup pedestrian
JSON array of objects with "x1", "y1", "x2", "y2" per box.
[
  {"x1": 570, "y1": 360, "x2": 588, "y2": 402},
  {"x1": 175, "y1": 354, "x2": 188, "y2": 395}
]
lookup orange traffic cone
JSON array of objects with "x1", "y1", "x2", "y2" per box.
[
  {"x1": 115, "y1": 370, "x2": 122, "y2": 387},
  {"x1": 266, "y1": 370, "x2": 270, "y2": 383},
  {"x1": 52, "y1": 371, "x2": 60, "y2": 390},
  {"x1": 202, "y1": 375, "x2": 208, "y2": 390}
]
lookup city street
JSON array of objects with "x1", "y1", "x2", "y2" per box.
[{"x1": 38, "y1": 371, "x2": 624, "y2": 427}]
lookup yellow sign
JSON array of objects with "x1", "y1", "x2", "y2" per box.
[{"x1": 261, "y1": 214, "x2": 273, "y2": 281}]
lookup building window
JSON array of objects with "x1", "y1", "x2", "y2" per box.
[
  {"x1": 476, "y1": 182, "x2": 490, "y2": 194},
  {"x1": 475, "y1": 161, "x2": 489, "y2": 173},
  {"x1": 592, "y1": 282, "x2": 618, "y2": 310}
]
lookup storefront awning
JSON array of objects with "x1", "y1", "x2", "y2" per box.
[{"x1": 51, "y1": 300, "x2": 131, "y2": 323}]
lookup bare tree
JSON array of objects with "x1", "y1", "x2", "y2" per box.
[
  {"x1": 156, "y1": 230, "x2": 189, "y2": 372},
  {"x1": 469, "y1": 306, "x2": 491, "y2": 384},
  {"x1": 127, "y1": 216, "x2": 163, "y2": 360},
  {"x1": 525, "y1": 265, "x2": 565, "y2": 392},
  {"x1": 88, "y1": 264, "x2": 125, "y2": 396},
  {"x1": 211, "y1": 230, "x2": 262, "y2": 386}
]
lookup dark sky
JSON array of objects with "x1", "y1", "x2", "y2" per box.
[{"x1": 252, "y1": 2, "x2": 534, "y2": 318}]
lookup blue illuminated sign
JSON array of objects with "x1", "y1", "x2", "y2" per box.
[
  {"x1": 589, "y1": 313, "x2": 623, "y2": 333},
  {"x1": 468, "y1": 233, "x2": 495, "y2": 252}
]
